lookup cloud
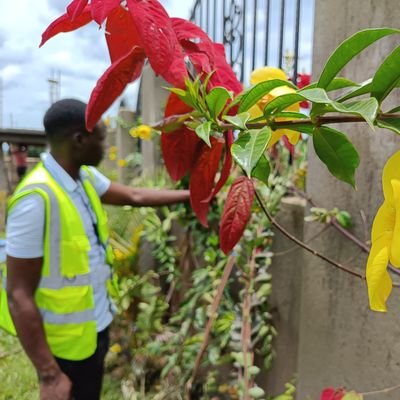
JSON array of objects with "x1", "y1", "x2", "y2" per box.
[{"x1": 0, "y1": 0, "x2": 195, "y2": 129}]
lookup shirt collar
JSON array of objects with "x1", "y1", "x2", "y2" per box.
[{"x1": 40, "y1": 152, "x2": 79, "y2": 192}]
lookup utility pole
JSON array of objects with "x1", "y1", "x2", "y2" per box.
[{"x1": 48, "y1": 70, "x2": 61, "y2": 105}]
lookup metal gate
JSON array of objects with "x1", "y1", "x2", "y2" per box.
[{"x1": 189, "y1": 0, "x2": 314, "y2": 85}]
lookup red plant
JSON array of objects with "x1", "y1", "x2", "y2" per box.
[
  {"x1": 320, "y1": 387, "x2": 346, "y2": 400},
  {"x1": 41, "y1": 0, "x2": 253, "y2": 250}
]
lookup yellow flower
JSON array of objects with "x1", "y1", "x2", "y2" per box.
[
  {"x1": 104, "y1": 117, "x2": 111, "y2": 127},
  {"x1": 109, "y1": 146, "x2": 117, "y2": 153},
  {"x1": 109, "y1": 343, "x2": 122, "y2": 354},
  {"x1": 129, "y1": 127, "x2": 139, "y2": 138},
  {"x1": 129, "y1": 124, "x2": 152, "y2": 140},
  {"x1": 249, "y1": 66, "x2": 300, "y2": 147},
  {"x1": 117, "y1": 159, "x2": 127, "y2": 168},
  {"x1": 366, "y1": 150, "x2": 400, "y2": 311},
  {"x1": 108, "y1": 152, "x2": 116, "y2": 161}
]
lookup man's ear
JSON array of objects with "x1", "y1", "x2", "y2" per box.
[{"x1": 72, "y1": 131, "x2": 84, "y2": 146}]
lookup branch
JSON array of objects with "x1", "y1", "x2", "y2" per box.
[
  {"x1": 185, "y1": 255, "x2": 236, "y2": 396},
  {"x1": 254, "y1": 190, "x2": 365, "y2": 280},
  {"x1": 153, "y1": 112, "x2": 400, "y2": 133},
  {"x1": 360, "y1": 383, "x2": 400, "y2": 397}
]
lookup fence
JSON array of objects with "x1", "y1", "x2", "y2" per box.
[{"x1": 189, "y1": 0, "x2": 315, "y2": 84}]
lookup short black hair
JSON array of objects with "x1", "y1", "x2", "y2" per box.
[{"x1": 43, "y1": 99, "x2": 88, "y2": 142}]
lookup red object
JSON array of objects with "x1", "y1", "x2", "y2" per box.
[
  {"x1": 189, "y1": 139, "x2": 224, "y2": 227},
  {"x1": 86, "y1": 46, "x2": 146, "y2": 130},
  {"x1": 66, "y1": 0, "x2": 88, "y2": 20},
  {"x1": 161, "y1": 93, "x2": 202, "y2": 181},
  {"x1": 40, "y1": 6, "x2": 92, "y2": 47},
  {"x1": 297, "y1": 73, "x2": 311, "y2": 109},
  {"x1": 203, "y1": 130, "x2": 233, "y2": 202},
  {"x1": 105, "y1": 6, "x2": 142, "y2": 63},
  {"x1": 127, "y1": 0, "x2": 177, "y2": 77},
  {"x1": 220, "y1": 176, "x2": 255, "y2": 254},
  {"x1": 320, "y1": 387, "x2": 345, "y2": 400},
  {"x1": 90, "y1": 0, "x2": 122, "y2": 25}
]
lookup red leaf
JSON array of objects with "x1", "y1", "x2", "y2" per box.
[
  {"x1": 209, "y1": 43, "x2": 242, "y2": 95},
  {"x1": 220, "y1": 176, "x2": 255, "y2": 254},
  {"x1": 66, "y1": 0, "x2": 88, "y2": 20},
  {"x1": 91, "y1": 0, "x2": 122, "y2": 25},
  {"x1": 203, "y1": 130, "x2": 233, "y2": 202},
  {"x1": 282, "y1": 135, "x2": 295, "y2": 156},
  {"x1": 190, "y1": 140, "x2": 224, "y2": 227},
  {"x1": 320, "y1": 387, "x2": 345, "y2": 400},
  {"x1": 40, "y1": 6, "x2": 92, "y2": 47},
  {"x1": 161, "y1": 93, "x2": 200, "y2": 180},
  {"x1": 127, "y1": 0, "x2": 177, "y2": 76},
  {"x1": 86, "y1": 45, "x2": 145, "y2": 130},
  {"x1": 105, "y1": 5, "x2": 142, "y2": 63},
  {"x1": 161, "y1": 128, "x2": 202, "y2": 181}
]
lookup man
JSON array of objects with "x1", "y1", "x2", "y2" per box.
[{"x1": 0, "y1": 99, "x2": 190, "y2": 400}]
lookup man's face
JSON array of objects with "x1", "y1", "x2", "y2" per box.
[{"x1": 79, "y1": 121, "x2": 106, "y2": 166}]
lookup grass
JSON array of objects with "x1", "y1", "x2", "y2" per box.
[{"x1": 0, "y1": 330, "x2": 123, "y2": 400}]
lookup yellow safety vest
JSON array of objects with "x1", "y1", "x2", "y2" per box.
[{"x1": 0, "y1": 163, "x2": 115, "y2": 360}]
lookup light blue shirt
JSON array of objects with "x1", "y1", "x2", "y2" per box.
[{"x1": 6, "y1": 153, "x2": 114, "y2": 332}]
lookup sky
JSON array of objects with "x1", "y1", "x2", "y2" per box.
[
  {"x1": 0, "y1": 0, "x2": 195, "y2": 130},
  {"x1": 0, "y1": 0, "x2": 314, "y2": 131}
]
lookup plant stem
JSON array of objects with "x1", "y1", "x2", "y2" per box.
[
  {"x1": 360, "y1": 383, "x2": 400, "y2": 396},
  {"x1": 185, "y1": 255, "x2": 236, "y2": 397},
  {"x1": 254, "y1": 190, "x2": 365, "y2": 280},
  {"x1": 153, "y1": 112, "x2": 400, "y2": 132}
]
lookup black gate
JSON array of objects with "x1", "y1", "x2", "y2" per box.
[{"x1": 189, "y1": 0, "x2": 314, "y2": 85}]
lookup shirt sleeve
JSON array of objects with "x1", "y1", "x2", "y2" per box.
[
  {"x1": 6, "y1": 193, "x2": 45, "y2": 258},
  {"x1": 83, "y1": 167, "x2": 111, "y2": 197}
]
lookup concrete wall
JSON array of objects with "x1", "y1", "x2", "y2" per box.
[{"x1": 296, "y1": 1, "x2": 400, "y2": 398}]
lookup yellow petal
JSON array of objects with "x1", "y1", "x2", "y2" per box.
[
  {"x1": 268, "y1": 130, "x2": 285, "y2": 147},
  {"x1": 366, "y1": 233, "x2": 392, "y2": 312},
  {"x1": 371, "y1": 201, "x2": 395, "y2": 243},
  {"x1": 250, "y1": 66, "x2": 288, "y2": 85},
  {"x1": 129, "y1": 127, "x2": 139, "y2": 138},
  {"x1": 248, "y1": 104, "x2": 264, "y2": 119},
  {"x1": 390, "y1": 179, "x2": 400, "y2": 266},
  {"x1": 382, "y1": 150, "x2": 400, "y2": 202},
  {"x1": 285, "y1": 130, "x2": 301, "y2": 145}
]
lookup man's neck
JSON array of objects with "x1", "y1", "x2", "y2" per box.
[{"x1": 49, "y1": 152, "x2": 80, "y2": 180}]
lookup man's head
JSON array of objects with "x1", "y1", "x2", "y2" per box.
[{"x1": 43, "y1": 99, "x2": 105, "y2": 166}]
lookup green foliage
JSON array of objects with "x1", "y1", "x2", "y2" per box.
[
  {"x1": 231, "y1": 127, "x2": 272, "y2": 177},
  {"x1": 238, "y1": 79, "x2": 297, "y2": 113},
  {"x1": 312, "y1": 127, "x2": 360, "y2": 187},
  {"x1": 317, "y1": 28, "x2": 400, "y2": 88}
]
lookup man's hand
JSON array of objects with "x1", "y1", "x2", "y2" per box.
[{"x1": 40, "y1": 371, "x2": 72, "y2": 400}]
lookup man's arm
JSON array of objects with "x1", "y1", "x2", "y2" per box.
[
  {"x1": 7, "y1": 256, "x2": 71, "y2": 399},
  {"x1": 101, "y1": 182, "x2": 190, "y2": 206}
]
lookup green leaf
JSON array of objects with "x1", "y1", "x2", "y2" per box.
[
  {"x1": 305, "y1": 77, "x2": 359, "y2": 91},
  {"x1": 318, "y1": 28, "x2": 400, "y2": 89},
  {"x1": 238, "y1": 79, "x2": 297, "y2": 113},
  {"x1": 336, "y1": 211, "x2": 352, "y2": 228},
  {"x1": 249, "y1": 386, "x2": 265, "y2": 398},
  {"x1": 313, "y1": 126, "x2": 360, "y2": 187},
  {"x1": 231, "y1": 127, "x2": 272, "y2": 177},
  {"x1": 371, "y1": 45, "x2": 400, "y2": 102},
  {"x1": 205, "y1": 87, "x2": 233, "y2": 119},
  {"x1": 330, "y1": 97, "x2": 379, "y2": 129},
  {"x1": 223, "y1": 112, "x2": 251, "y2": 130},
  {"x1": 376, "y1": 117, "x2": 400, "y2": 135},
  {"x1": 273, "y1": 111, "x2": 309, "y2": 119},
  {"x1": 195, "y1": 121, "x2": 212, "y2": 146},
  {"x1": 337, "y1": 78, "x2": 372, "y2": 102},
  {"x1": 263, "y1": 93, "x2": 305, "y2": 115},
  {"x1": 342, "y1": 392, "x2": 363, "y2": 400},
  {"x1": 252, "y1": 155, "x2": 271, "y2": 184},
  {"x1": 166, "y1": 87, "x2": 196, "y2": 109},
  {"x1": 298, "y1": 88, "x2": 332, "y2": 103},
  {"x1": 388, "y1": 105, "x2": 400, "y2": 113}
]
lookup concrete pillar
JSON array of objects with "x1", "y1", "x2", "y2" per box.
[
  {"x1": 116, "y1": 108, "x2": 136, "y2": 184},
  {"x1": 260, "y1": 197, "x2": 306, "y2": 396},
  {"x1": 297, "y1": 1, "x2": 400, "y2": 398},
  {"x1": 140, "y1": 66, "x2": 169, "y2": 177}
]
